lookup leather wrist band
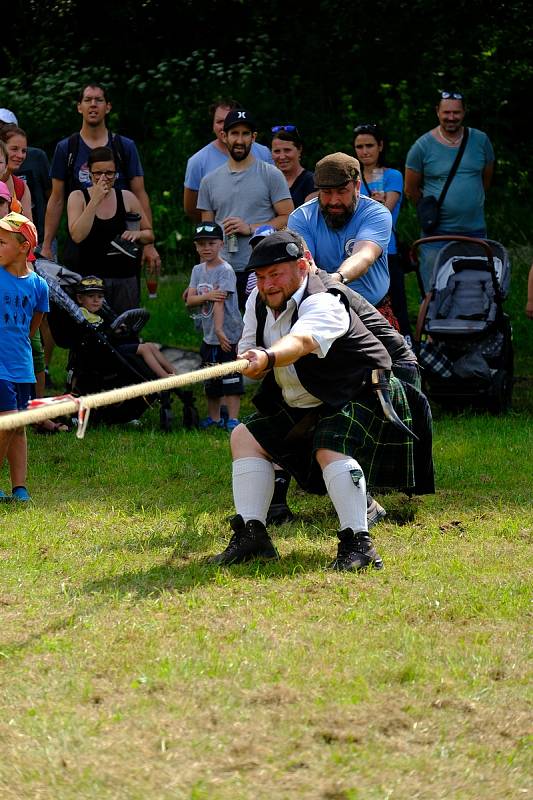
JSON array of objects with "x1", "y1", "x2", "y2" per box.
[
  {"x1": 335, "y1": 271, "x2": 347, "y2": 284},
  {"x1": 256, "y1": 347, "x2": 276, "y2": 370}
]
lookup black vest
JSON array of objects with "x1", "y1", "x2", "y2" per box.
[{"x1": 253, "y1": 272, "x2": 391, "y2": 412}]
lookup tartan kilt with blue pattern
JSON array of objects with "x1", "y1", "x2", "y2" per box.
[{"x1": 244, "y1": 376, "x2": 433, "y2": 496}]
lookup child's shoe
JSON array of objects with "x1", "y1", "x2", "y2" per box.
[
  {"x1": 226, "y1": 418, "x2": 240, "y2": 432},
  {"x1": 0, "y1": 489, "x2": 13, "y2": 503},
  {"x1": 199, "y1": 416, "x2": 225, "y2": 430},
  {"x1": 11, "y1": 486, "x2": 31, "y2": 502}
]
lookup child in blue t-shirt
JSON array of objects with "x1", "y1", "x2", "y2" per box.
[
  {"x1": 186, "y1": 222, "x2": 244, "y2": 431},
  {"x1": 0, "y1": 213, "x2": 49, "y2": 502}
]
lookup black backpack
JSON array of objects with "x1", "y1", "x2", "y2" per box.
[{"x1": 64, "y1": 131, "x2": 127, "y2": 197}]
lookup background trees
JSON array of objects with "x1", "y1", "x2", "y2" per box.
[{"x1": 2, "y1": 0, "x2": 532, "y2": 259}]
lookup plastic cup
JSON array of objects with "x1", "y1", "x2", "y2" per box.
[
  {"x1": 146, "y1": 278, "x2": 158, "y2": 299},
  {"x1": 371, "y1": 168, "x2": 385, "y2": 194}
]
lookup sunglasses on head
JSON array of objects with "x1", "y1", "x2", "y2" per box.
[
  {"x1": 353, "y1": 123, "x2": 378, "y2": 135},
  {"x1": 271, "y1": 125, "x2": 299, "y2": 134},
  {"x1": 440, "y1": 91, "x2": 463, "y2": 100}
]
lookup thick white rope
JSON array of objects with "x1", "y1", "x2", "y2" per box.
[{"x1": 0, "y1": 359, "x2": 250, "y2": 433}]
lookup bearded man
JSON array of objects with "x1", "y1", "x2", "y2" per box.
[
  {"x1": 288, "y1": 152, "x2": 392, "y2": 314},
  {"x1": 207, "y1": 230, "x2": 434, "y2": 571},
  {"x1": 197, "y1": 108, "x2": 294, "y2": 310}
]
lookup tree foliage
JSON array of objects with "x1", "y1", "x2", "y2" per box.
[{"x1": 2, "y1": 0, "x2": 532, "y2": 258}]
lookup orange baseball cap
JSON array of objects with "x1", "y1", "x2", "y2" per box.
[{"x1": 0, "y1": 211, "x2": 38, "y2": 250}]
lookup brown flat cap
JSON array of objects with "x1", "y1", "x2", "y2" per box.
[{"x1": 314, "y1": 152, "x2": 361, "y2": 188}]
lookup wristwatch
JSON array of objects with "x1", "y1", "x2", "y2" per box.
[{"x1": 335, "y1": 271, "x2": 348, "y2": 284}]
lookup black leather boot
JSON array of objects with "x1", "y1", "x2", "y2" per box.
[
  {"x1": 208, "y1": 515, "x2": 279, "y2": 565},
  {"x1": 329, "y1": 528, "x2": 384, "y2": 572}
]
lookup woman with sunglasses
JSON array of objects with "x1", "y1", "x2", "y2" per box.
[
  {"x1": 353, "y1": 122, "x2": 412, "y2": 345},
  {"x1": 67, "y1": 146, "x2": 154, "y2": 313},
  {"x1": 271, "y1": 125, "x2": 317, "y2": 208}
]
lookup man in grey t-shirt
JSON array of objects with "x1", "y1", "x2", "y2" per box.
[{"x1": 197, "y1": 108, "x2": 294, "y2": 310}]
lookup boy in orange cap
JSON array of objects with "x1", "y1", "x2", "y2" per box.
[{"x1": 0, "y1": 212, "x2": 49, "y2": 501}]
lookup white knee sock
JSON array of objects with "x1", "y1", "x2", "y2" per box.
[
  {"x1": 232, "y1": 457, "x2": 275, "y2": 525},
  {"x1": 322, "y1": 458, "x2": 368, "y2": 533}
]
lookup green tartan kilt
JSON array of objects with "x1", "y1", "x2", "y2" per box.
[{"x1": 244, "y1": 376, "x2": 415, "y2": 495}]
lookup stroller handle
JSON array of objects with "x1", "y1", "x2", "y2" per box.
[{"x1": 412, "y1": 234, "x2": 494, "y2": 264}]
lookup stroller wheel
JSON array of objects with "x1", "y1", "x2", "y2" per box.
[
  {"x1": 487, "y1": 369, "x2": 513, "y2": 415},
  {"x1": 160, "y1": 404, "x2": 173, "y2": 432},
  {"x1": 183, "y1": 402, "x2": 200, "y2": 430}
]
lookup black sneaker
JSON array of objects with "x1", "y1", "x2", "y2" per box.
[
  {"x1": 367, "y1": 493, "x2": 387, "y2": 530},
  {"x1": 207, "y1": 515, "x2": 279, "y2": 565},
  {"x1": 266, "y1": 503, "x2": 295, "y2": 526},
  {"x1": 329, "y1": 528, "x2": 384, "y2": 572},
  {"x1": 110, "y1": 236, "x2": 141, "y2": 259}
]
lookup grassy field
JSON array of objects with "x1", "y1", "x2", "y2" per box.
[{"x1": 0, "y1": 247, "x2": 531, "y2": 799}]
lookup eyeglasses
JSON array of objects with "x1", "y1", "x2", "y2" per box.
[
  {"x1": 91, "y1": 170, "x2": 116, "y2": 179},
  {"x1": 353, "y1": 123, "x2": 378, "y2": 135},
  {"x1": 440, "y1": 91, "x2": 463, "y2": 100},
  {"x1": 271, "y1": 125, "x2": 299, "y2": 134}
]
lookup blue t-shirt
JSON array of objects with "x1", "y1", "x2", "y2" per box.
[
  {"x1": 184, "y1": 140, "x2": 273, "y2": 190},
  {"x1": 405, "y1": 128, "x2": 494, "y2": 233},
  {"x1": 288, "y1": 195, "x2": 392, "y2": 305},
  {"x1": 0, "y1": 268, "x2": 49, "y2": 382},
  {"x1": 50, "y1": 133, "x2": 144, "y2": 192},
  {"x1": 360, "y1": 167, "x2": 403, "y2": 255}
]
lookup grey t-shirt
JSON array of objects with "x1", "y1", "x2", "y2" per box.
[
  {"x1": 197, "y1": 159, "x2": 291, "y2": 272},
  {"x1": 188, "y1": 259, "x2": 244, "y2": 345}
]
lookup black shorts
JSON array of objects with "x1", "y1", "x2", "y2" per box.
[{"x1": 200, "y1": 342, "x2": 244, "y2": 398}]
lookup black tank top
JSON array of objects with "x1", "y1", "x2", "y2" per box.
[{"x1": 77, "y1": 188, "x2": 138, "y2": 278}]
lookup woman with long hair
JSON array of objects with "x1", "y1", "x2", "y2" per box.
[{"x1": 353, "y1": 122, "x2": 412, "y2": 344}]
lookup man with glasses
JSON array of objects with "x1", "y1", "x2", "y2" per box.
[
  {"x1": 405, "y1": 90, "x2": 495, "y2": 291},
  {"x1": 184, "y1": 97, "x2": 273, "y2": 223},
  {"x1": 41, "y1": 82, "x2": 160, "y2": 275}
]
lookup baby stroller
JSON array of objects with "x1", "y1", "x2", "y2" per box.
[
  {"x1": 35, "y1": 258, "x2": 199, "y2": 431},
  {"x1": 414, "y1": 236, "x2": 513, "y2": 414}
]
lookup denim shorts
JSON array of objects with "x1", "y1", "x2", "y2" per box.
[{"x1": 0, "y1": 380, "x2": 33, "y2": 412}]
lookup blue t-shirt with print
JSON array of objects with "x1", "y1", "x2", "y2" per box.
[
  {"x1": 288, "y1": 195, "x2": 392, "y2": 305},
  {"x1": 405, "y1": 128, "x2": 494, "y2": 234},
  {"x1": 50, "y1": 133, "x2": 144, "y2": 192},
  {"x1": 360, "y1": 167, "x2": 403, "y2": 255},
  {"x1": 0, "y1": 268, "x2": 49, "y2": 382}
]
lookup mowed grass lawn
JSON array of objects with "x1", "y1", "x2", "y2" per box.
[{"x1": 1, "y1": 248, "x2": 532, "y2": 799}]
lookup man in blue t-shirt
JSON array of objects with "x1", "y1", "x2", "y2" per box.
[
  {"x1": 41, "y1": 82, "x2": 160, "y2": 273},
  {"x1": 288, "y1": 152, "x2": 392, "y2": 308},
  {"x1": 405, "y1": 90, "x2": 495, "y2": 290},
  {"x1": 184, "y1": 97, "x2": 273, "y2": 223}
]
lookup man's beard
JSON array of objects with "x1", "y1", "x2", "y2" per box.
[
  {"x1": 319, "y1": 197, "x2": 357, "y2": 229},
  {"x1": 229, "y1": 141, "x2": 252, "y2": 161},
  {"x1": 259, "y1": 288, "x2": 288, "y2": 313}
]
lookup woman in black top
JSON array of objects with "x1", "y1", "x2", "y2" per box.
[{"x1": 67, "y1": 146, "x2": 154, "y2": 314}]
